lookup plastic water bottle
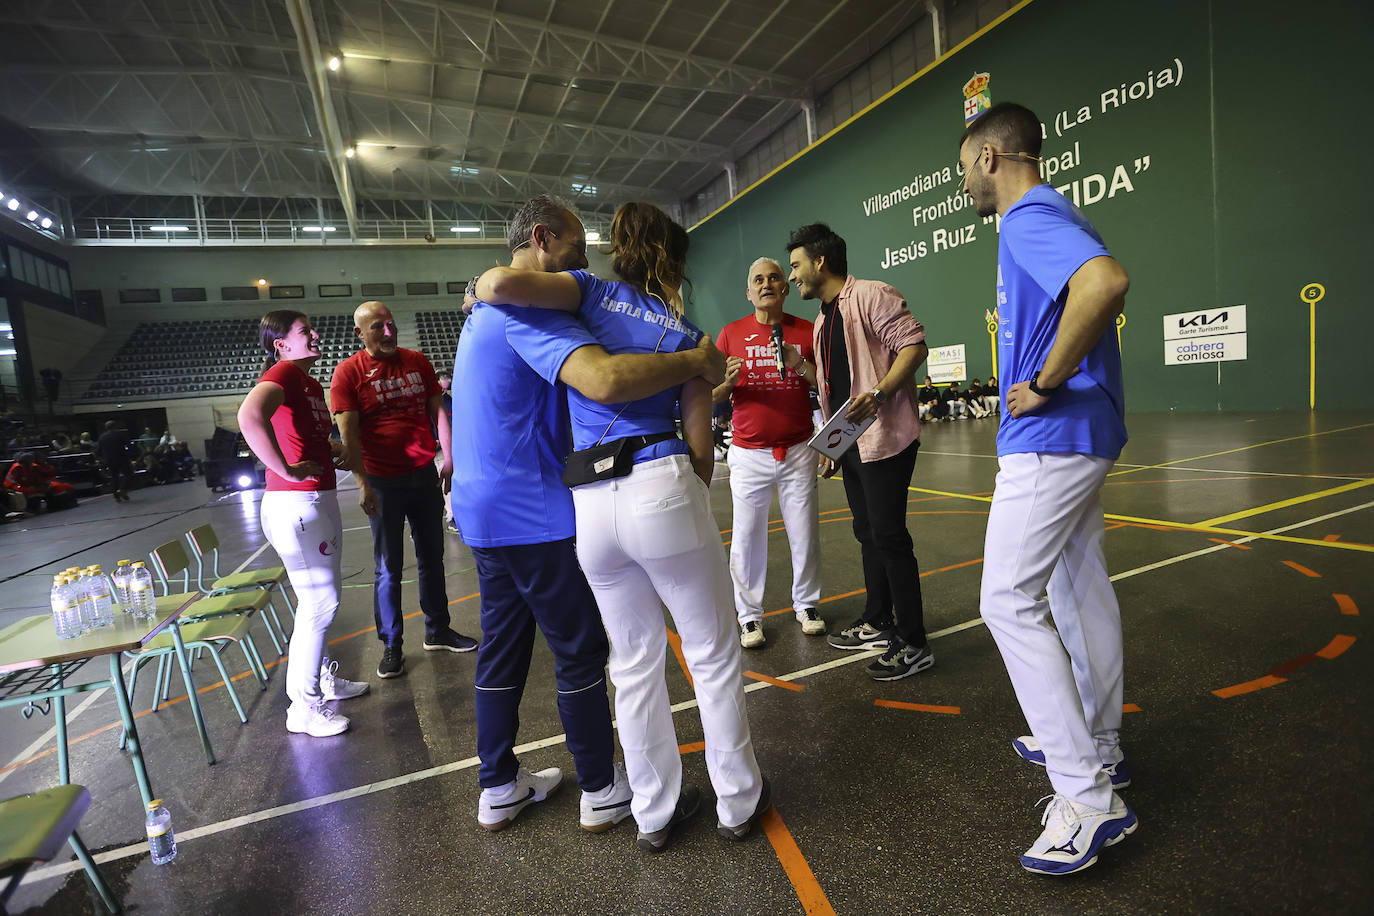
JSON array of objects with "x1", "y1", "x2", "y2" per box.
[
  {"x1": 129, "y1": 562, "x2": 156, "y2": 621},
  {"x1": 145, "y1": 800, "x2": 177, "y2": 865},
  {"x1": 86, "y1": 565, "x2": 115, "y2": 627},
  {"x1": 72, "y1": 568, "x2": 97, "y2": 630},
  {"x1": 50, "y1": 575, "x2": 81, "y2": 639},
  {"x1": 112, "y1": 559, "x2": 133, "y2": 610}
]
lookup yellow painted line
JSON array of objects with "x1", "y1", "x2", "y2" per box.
[
  {"x1": 1107, "y1": 422, "x2": 1374, "y2": 478},
  {"x1": 908, "y1": 485, "x2": 992, "y2": 503},
  {"x1": 1196, "y1": 477, "x2": 1374, "y2": 526}
]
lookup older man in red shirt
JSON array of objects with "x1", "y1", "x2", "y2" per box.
[
  {"x1": 785, "y1": 223, "x2": 933, "y2": 682},
  {"x1": 332, "y1": 301, "x2": 477, "y2": 680}
]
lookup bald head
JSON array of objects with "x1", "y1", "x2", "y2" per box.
[{"x1": 354, "y1": 300, "x2": 399, "y2": 357}]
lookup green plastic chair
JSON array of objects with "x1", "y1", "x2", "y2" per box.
[
  {"x1": 0, "y1": 785, "x2": 118, "y2": 914},
  {"x1": 184, "y1": 523, "x2": 296, "y2": 625},
  {"x1": 150, "y1": 538, "x2": 287, "y2": 656}
]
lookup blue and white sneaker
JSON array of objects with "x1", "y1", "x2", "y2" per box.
[
  {"x1": 1012, "y1": 735, "x2": 1132, "y2": 789},
  {"x1": 478, "y1": 766, "x2": 563, "y2": 831},
  {"x1": 1020, "y1": 792, "x2": 1137, "y2": 876}
]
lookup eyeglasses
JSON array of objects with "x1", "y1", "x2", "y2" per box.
[{"x1": 511, "y1": 228, "x2": 559, "y2": 254}]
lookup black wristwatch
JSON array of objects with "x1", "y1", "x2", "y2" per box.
[
  {"x1": 1027, "y1": 371, "x2": 1058, "y2": 397},
  {"x1": 870, "y1": 388, "x2": 888, "y2": 404}
]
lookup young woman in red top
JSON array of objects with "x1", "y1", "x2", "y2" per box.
[{"x1": 238, "y1": 310, "x2": 369, "y2": 737}]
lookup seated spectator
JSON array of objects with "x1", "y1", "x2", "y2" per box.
[
  {"x1": 78, "y1": 431, "x2": 96, "y2": 450},
  {"x1": 5, "y1": 452, "x2": 77, "y2": 510},
  {"x1": 917, "y1": 376, "x2": 946, "y2": 422},
  {"x1": 171, "y1": 441, "x2": 198, "y2": 479},
  {"x1": 50, "y1": 432, "x2": 73, "y2": 454},
  {"x1": 966, "y1": 379, "x2": 990, "y2": 419},
  {"x1": 941, "y1": 381, "x2": 968, "y2": 420},
  {"x1": 982, "y1": 376, "x2": 1000, "y2": 416},
  {"x1": 2, "y1": 483, "x2": 28, "y2": 519}
]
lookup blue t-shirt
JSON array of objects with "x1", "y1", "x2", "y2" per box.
[
  {"x1": 568, "y1": 271, "x2": 701, "y2": 464},
  {"x1": 449, "y1": 302, "x2": 597, "y2": 547},
  {"x1": 995, "y1": 184, "x2": 1127, "y2": 461}
]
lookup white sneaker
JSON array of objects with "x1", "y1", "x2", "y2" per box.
[
  {"x1": 796, "y1": 608, "x2": 826, "y2": 636},
  {"x1": 739, "y1": 620, "x2": 766, "y2": 649},
  {"x1": 320, "y1": 657, "x2": 369, "y2": 700},
  {"x1": 286, "y1": 701, "x2": 349, "y2": 737},
  {"x1": 478, "y1": 766, "x2": 564, "y2": 831},
  {"x1": 580, "y1": 762, "x2": 633, "y2": 833},
  {"x1": 1020, "y1": 792, "x2": 1137, "y2": 876}
]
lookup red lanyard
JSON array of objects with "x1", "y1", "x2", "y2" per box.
[{"x1": 820, "y1": 299, "x2": 839, "y2": 391}]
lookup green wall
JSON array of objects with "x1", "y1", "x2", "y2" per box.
[{"x1": 685, "y1": 0, "x2": 1372, "y2": 411}]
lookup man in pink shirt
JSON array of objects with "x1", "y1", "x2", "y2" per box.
[
  {"x1": 332, "y1": 301, "x2": 478, "y2": 680},
  {"x1": 785, "y1": 223, "x2": 933, "y2": 681}
]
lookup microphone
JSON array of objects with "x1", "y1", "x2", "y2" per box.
[{"x1": 771, "y1": 322, "x2": 786, "y2": 379}]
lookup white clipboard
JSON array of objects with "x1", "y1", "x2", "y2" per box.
[{"x1": 806, "y1": 398, "x2": 877, "y2": 461}]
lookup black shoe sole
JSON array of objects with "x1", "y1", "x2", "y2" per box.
[{"x1": 719, "y1": 777, "x2": 772, "y2": 840}]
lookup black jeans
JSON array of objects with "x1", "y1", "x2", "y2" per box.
[
  {"x1": 366, "y1": 464, "x2": 451, "y2": 646},
  {"x1": 839, "y1": 438, "x2": 927, "y2": 647}
]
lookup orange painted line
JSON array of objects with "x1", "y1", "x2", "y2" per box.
[
  {"x1": 1282, "y1": 561, "x2": 1322, "y2": 578},
  {"x1": 760, "y1": 807, "x2": 836, "y2": 916},
  {"x1": 874, "y1": 699, "x2": 961, "y2": 715},
  {"x1": 1122, "y1": 703, "x2": 1142, "y2": 713},
  {"x1": 665, "y1": 627, "x2": 693, "y2": 689},
  {"x1": 1212, "y1": 675, "x2": 1286, "y2": 698},
  {"x1": 1104, "y1": 522, "x2": 1128, "y2": 531},
  {"x1": 1268, "y1": 653, "x2": 1316, "y2": 678},
  {"x1": 678, "y1": 741, "x2": 706, "y2": 755},
  {"x1": 1334, "y1": 594, "x2": 1359, "y2": 616},
  {"x1": 743, "y1": 670, "x2": 804, "y2": 692},
  {"x1": 1207, "y1": 538, "x2": 1252, "y2": 550},
  {"x1": 1323, "y1": 534, "x2": 1341, "y2": 542},
  {"x1": 1316, "y1": 634, "x2": 1356, "y2": 659},
  {"x1": 448, "y1": 591, "x2": 480, "y2": 606}
]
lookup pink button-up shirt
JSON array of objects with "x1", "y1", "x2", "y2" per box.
[{"x1": 813, "y1": 275, "x2": 926, "y2": 463}]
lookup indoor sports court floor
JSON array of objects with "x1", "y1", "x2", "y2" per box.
[{"x1": 1, "y1": 410, "x2": 1369, "y2": 914}]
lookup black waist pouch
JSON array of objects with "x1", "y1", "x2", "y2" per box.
[{"x1": 562, "y1": 438, "x2": 633, "y2": 487}]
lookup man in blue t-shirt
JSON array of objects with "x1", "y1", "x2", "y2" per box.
[
  {"x1": 959, "y1": 103, "x2": 1136, "y2": 877},
  {"x1": 450, "y1": 194, "x2": 725, "y2": 834}
]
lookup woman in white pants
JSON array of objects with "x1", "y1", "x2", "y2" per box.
[
  {"x1": 477, "y1": 201, "x2": 767, "y2": 853},
  {"x1": 238, "y1": 310, "x2": 369, "y2": 738}
]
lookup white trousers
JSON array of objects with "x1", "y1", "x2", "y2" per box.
[
  {"x1": 726, "y1": 442, "x2": 821, "y2": 624},
  {"x1": 573, "y1": 455, "x2": 763, "y2": 833},
  {"x1": 261, "y1": 489, "x2": 343, "y2": 709},
  {"x1": 980, "y1": 452, "x2": 1123, "y2": 811}
]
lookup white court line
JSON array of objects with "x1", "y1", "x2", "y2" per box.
[{"x1": 20, "y1": 497, "x2": 1373, "y2": 886}]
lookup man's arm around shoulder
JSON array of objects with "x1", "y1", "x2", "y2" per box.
[{"x1": 559, "y1": 334, "x2": 727, "y2": 405}]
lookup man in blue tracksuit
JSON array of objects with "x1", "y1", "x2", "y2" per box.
[{"x1": 450, "y1": 194, "x2": 725, "y2": 833}]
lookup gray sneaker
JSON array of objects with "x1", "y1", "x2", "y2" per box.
[
  {"x1": 718, "y1": 777, "x2": 772, "y2": 840},
  {"x1": 827, "y1": 619, "x2": 893, "y2": 651},
  {"x1": 865, "y1": 637, "x2": 934, "y2": 681},
  {"x1": 636, "y1": 786, "x2": 701, "y2": 853}
]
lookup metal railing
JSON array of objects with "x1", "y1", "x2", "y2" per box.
[{"x1": 71, "y1": 216, "x2": 610, "y2": 246}]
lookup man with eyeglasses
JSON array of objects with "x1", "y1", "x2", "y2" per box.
[
  {"x1": 450, "y1": 194, "x2": 727, "y2": 833},
  {"x1": 958, "y1": 102, "x2": 1134, "y2": 876}
]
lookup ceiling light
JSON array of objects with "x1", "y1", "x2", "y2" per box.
[
  {"x1": 6, "y1": 199, "x2": 18, "y2": 211},
  {"x1": 302, "y1": 226, "x2": 336, "y2": 232},
  {"x1": 327, "y1": 56, "x2": 340, "y2": 71},
  {"x1": 25, "y1": 210, "x2": 38, "y2": 221},
  {"x1": 450, "y1": 226, "x2": 480, "y2": 233},
  {"x1": 150, "y1": 225, "x2": 190, "y2": 231},
  {"x1": 257, "y1": 278, "x2": 268, "y2": 286},
  {"x1": 40, "y1": 217, "x2": 52, "y2": 228},
  {"x1": 585, "y1": 231, "x2": 601, "y2": 242},
  {"x1": 345, "y1": 147, "x2": 356, "y2": 158}
]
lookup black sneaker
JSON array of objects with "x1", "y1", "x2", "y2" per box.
[
  {"x1": 424, "y1": 629, "x2": 479, "y2": 653},
  {"x1": 377, "y1": 644, "x2": 406, "y2": 679},
  {"x1": 865, "y1": 636, "x2": 935, "y2": 681},
  {"x1": 636, "y1": 785, "x2": 701, "y2": 853},
  {"x1": 718, "y1": 776, "x2": 772, "y2": 840},
  {"x1": 827, "y1": 618, "x2": 894, "y2": 651}
]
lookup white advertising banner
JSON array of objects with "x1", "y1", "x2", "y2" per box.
[
  {"x1": 928, "y1": 343, "x2": 966, "y2": 382},
  {"x1": 1162, "y1": 305, "x2": 1248, "y2": 365}
]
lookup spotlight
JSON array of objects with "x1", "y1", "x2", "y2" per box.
[
  {"x1": 25, "y1": 210, "x2": 37, "y2": 221},
  {"x1": 236, "y1": 474, "x2": 254, "y2": 488},
  {"x1": 6, "y1": 199, "x2": 17, "y2": 211},
  {"x1": 257, "y1": 277, "x2": 268, "y2": 286},
  {"x1": 345, "y1": 147, "x2": 356, "y2": 158},
  {"x1": 328, "y1": 56, "x2": 340, "y2": 71},
  {"x1": 585, "y1": 231, "x2": 601, "y2": 242},
  {"x1": 40, "y1": 217, "x2": 52, "y2": 229}
]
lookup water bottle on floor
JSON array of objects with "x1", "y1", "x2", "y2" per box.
[
  {"x1": 145, "y1": 800, "x2": 177, "y2": 865},
  {"x1": 86, "y1": 565, "x2": 115, "y2": 627},
  {"x1": 129, "y1": 562, "x2": 156, "y2": 621},
  {"x1": 50, "y1": 574, "x2": 81, "y2": 639},
  {"x1": 112, "y1": 559, "x2": 133, "y2": 610}
]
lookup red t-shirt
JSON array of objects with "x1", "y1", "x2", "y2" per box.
[
  {"x1": 329, "y1": 347, "x2": 440, "y2": 477},
  {"x1": 260, "y1": 360, "x2": 336, "y2": 491},
  {"x1": 716, "y1": 313, "x2": 816, "y2": 450}
]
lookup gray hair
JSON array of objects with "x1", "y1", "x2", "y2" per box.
[
  {"x1": 508, "y1": 194, "x2": 578, "y2": 252},
  {"x1": 746, "y1": 257, "x2": 785, "y2": 282}
]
